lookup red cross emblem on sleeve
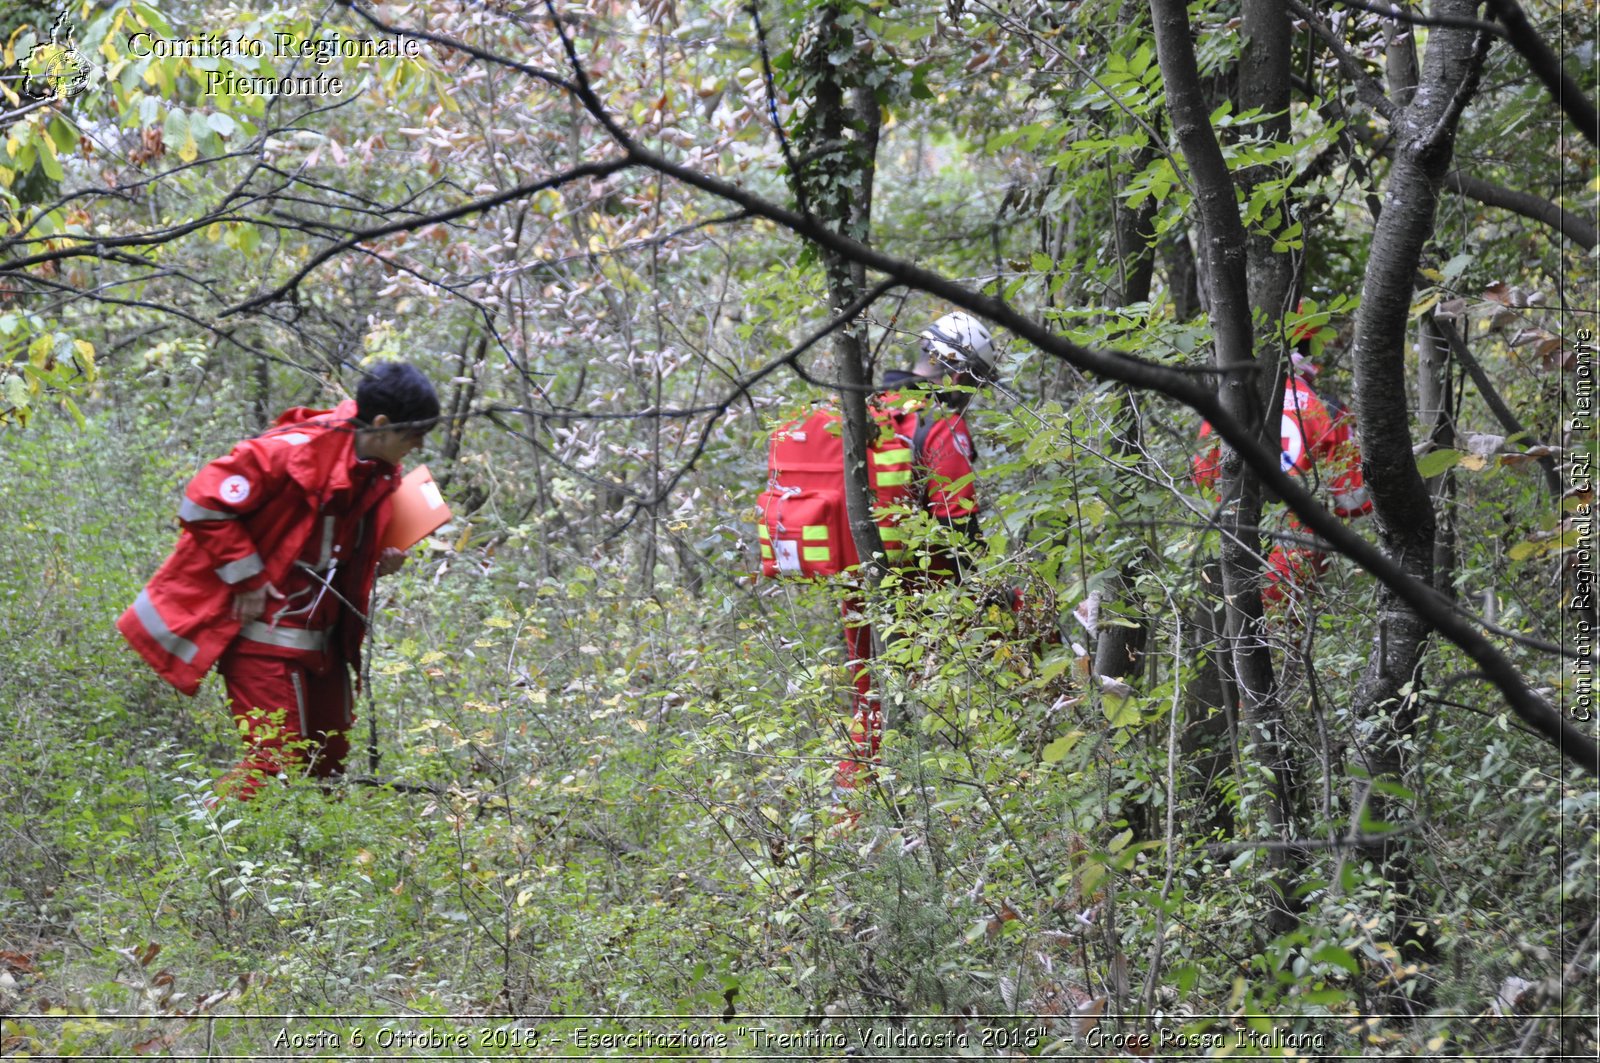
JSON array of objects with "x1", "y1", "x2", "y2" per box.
[{"x1": 220, "y1": 475, "x2": 251, "y2": 504}]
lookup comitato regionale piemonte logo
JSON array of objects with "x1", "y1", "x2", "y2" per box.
[{"x1": 23, "y1": 2, "x2": 94, "y2": 101}]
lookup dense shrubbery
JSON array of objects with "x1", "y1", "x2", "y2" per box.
[
  {"x1": 1, "y1": 0, "x2": 1594, "y2": 1057},
  {"x1": 1, "y1": 392, "x2": 1592, "y2": 1057}
]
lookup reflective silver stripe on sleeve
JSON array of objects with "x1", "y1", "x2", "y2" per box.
[
  {"x1": 238, "y1": 621, "x2": 332, "y2": 654},
  {"x1": 215, "y1": 553, "x2": 264, "y2": 585},
  {"x1": 178, "y1": 499, "x2": 237, "y2": 522},
  {"x1": 132, "y1": 590, "x2": 199, "y2": 664}
]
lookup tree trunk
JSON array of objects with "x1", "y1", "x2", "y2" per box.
[
  {"x1": 796, "y1": 8, "x2": 885, "y2": 580},
  {"x1": 251, "y1": 347, "x2": 271, "y2": 433},
  {"x1": 1240, "y1": 0, "x2": 1298, "y2": 375},
  {"x1": 1346, "y1": 0, "x2": 1487, "y2": 982},
  {"x1": 1152, "y1": 0, "x2": 1300, "y2": 933},
  {"x1": 1092, "y1": 141, "x2": 1158, "y2": 685},
  {"x1": 437, "y1": 329, "x2": 484, "y2": 492},
  {"x1": 1417, "y1": 318, "x2": 1458, "y2": 595}
]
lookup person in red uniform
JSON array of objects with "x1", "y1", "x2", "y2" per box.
[
  {"x1": 1193, "y1": 344, "x2": 1370, "y2": 606},
  {"x1": 119, "y1": 362, "x2": 439, "y2": 799},
  {"x1": 838, "y1": 312, "x2": 993, "y2": 793}
]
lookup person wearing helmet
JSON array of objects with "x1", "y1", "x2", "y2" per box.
[
  {"x1": 879, "y1": 310, "x2": 994, "y2": 543},
  {"x1": 838, "y1": 311, "x2": 996, "y2": 794}
]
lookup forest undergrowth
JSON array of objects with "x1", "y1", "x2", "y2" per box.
[{"x1": 0, "y1": 403, "x2": 1592, "y2": 1060}]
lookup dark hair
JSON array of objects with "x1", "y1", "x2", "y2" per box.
[{"x1": 355, "y1": 362, "x2": 439, "y2": 434}]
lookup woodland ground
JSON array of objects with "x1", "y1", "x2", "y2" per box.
[
  {"x1": 0, "y1": 401, "x2": 1592, "y2": 1059},
  {"x1": 1, "y1": 0, "x2": 1597, "y2": 1058}
]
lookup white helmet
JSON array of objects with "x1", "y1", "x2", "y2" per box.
[{"x1": 920, "y1": 311, "x2": 996, "y2": 380}]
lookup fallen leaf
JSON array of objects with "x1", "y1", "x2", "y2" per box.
[
  {"x1": 1073, "y1": 995, "x2": 1108, "y2": 1037},
  {"x1": 133, "y1": 1033, "x2": 176, "y2": 1054}
]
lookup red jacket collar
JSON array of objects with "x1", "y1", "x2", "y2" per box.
[{"x1": 260, "y1": 399, "x2": 366, "y2": 500}]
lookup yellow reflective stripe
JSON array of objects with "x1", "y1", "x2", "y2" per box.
[
  {"x1": 876, "y1": 470, "x2": 912, "y2": 486},
  {"x1": 760, "y1": 544, "x2": 773, "y2": 558},
  {"x1": 802, "y1": 525, "x2": 829, "y2": 541},
  {"x1": 758, "y1": 524, "x2": 770, "y2": 540},
  {"x1": 802, "y1": 546, "x2": 830, "y2": 562},
  {"x1": 872, "y1": 448, "x2": 911, "y2": 464}
]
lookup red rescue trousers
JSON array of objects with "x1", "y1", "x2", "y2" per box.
[
  {"x1": 216, "y1": 643, "x2": 354, "y2": 800},
  {"x1": 834, "y1": 586, "x2": 1048, "y2": 793},
  {"x1": 838, "y1": 598, "x2": 881, "y2": 792},
  {"x1": 1262, "y1": 513, "x2": 1332, "y2": 608}
]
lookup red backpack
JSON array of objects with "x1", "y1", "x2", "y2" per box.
[{"x1": 756, "y1": 401, "x2": 930, "y2": 578}]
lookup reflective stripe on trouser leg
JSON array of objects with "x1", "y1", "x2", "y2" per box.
[
  {"x1": 837, "y1": 597, "x2": 881, "y2": 792},
  {"x1": 218, "y1": 652, "x2": 306, "y2": 800},
  {"x1": 216, "y1": 650, "x2": 353, "y2": 796}
]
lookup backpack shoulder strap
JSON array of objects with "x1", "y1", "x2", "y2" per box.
[{"x1": 911, "y1": 412, "x2": 933, "y2": 467}]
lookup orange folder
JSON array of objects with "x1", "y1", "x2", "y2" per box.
[{"x1": 380, "y1": 464, "x2": 453, "y2": 551}]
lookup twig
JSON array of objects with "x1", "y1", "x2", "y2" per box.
[
  {"x1": 1140, "y1": 617, "x2": 1183, "y2": 1025},
  {"x1": 220, "y1": 158, "x2": 633, "y2": 317},
  {"x1": 746, "y1": 3, "x2": 809, "y2": 217},
  {"x1": 1325, "y1": 0, "x2": 1507, "y2": 39},
  {"x1": 1203, "y1": 831, "x2": 1411, "y2": 855},
  {"x1": 1482, "y1": 0, "x2": 1599, "y2": 147}
]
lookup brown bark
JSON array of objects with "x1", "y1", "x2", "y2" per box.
[
  {"x1": 1151, "y1": 0, "x2": 1298, "y2": 933},
  {"x1": 1417, "y1": 319, "x2": 1458, "y2": 598},
  {"x1": 1350, "y1": 2, "x2": 1485, "y2": 765},
  {"x1": 1092, "y1": 144, "x2": 1159, "y2": 685},
  {"x1": 437, "y1": 329, "x2": 484, "y2": 492},
  {"x1": 1443, "y1": 170, "x2": 1598, "y2": 251},
  {"x1": 1347, "y1": 0, "x2": 1489, "y2": 982},
  {"x1": 1240, "y1": 0, "x2": 1298, "y2": 371},
  {"x1": 798, "y1": 7, "x2": 885, "y2": 579},
  {"x1": 251, "y1": 347, "x2": 271, "y2": 433}
]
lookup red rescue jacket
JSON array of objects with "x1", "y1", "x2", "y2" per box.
[
  {"x1": 118, "y1": 401, "x2": 400, "y2": 695},
  {"x1": 1193, "y1": 377, "x2": 1371, "y2": 519}
]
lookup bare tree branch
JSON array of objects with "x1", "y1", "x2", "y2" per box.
[
  {"x1": 1442, "y1": 170, "x2": 1597, "y2": 250},
  {"x1": 1482, "y1": 0, "x2": 1600, "y2": 147},
  {"x1": 1431, "y1": 314, "x2": 1563, "y2": 494},
  {"x1": 219, "y1": 157, "x2": 634, "y2": 317},
  {"x1": 1292, "y1": 1, "x2": 1596, "y2": 251},
  {"x1": 1326, "y1": 0, "x2": 1507, "y2": 39}
]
